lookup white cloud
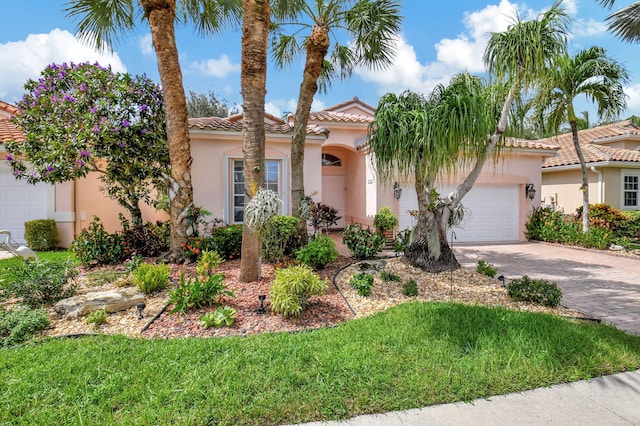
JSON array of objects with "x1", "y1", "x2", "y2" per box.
[
  {"x1": 190, "y1": 54, "x2": 240, "y2": 78},
  {"x1": 265, "y1": 101, "x2": 282, "y2": 118},
  {"x1": 356, "y1": 0, "x2": 525, "y2": 96},
  {"x1": 624, "y1": 83, "x2": 640, "y2": 113},
  {"x1": 572, "y1": 19, "x2": 608, "y2": 38},
  {"x1": 139, "y1": 33, "x2": 153, "y2": 55},
  {"x1": 0, "y1": 28, "x2": 126, "y2": 102},
  {"x1": 265, "y1": 97, "x2": 327, "y2": 118}
]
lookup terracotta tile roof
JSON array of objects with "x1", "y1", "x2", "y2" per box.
[
  {"x1": 324, "y1": 96, "x2": 375, "y2": 113},
  {"x1": 0, "y1": 100, "x2": 18, "y2": 117},
  {"x1": 0, "y1": 116, "x2": 24, "y2": 143},
  {"x1": 188, "y1": 116, "x2": 329, "y2": 136},
  {"x1": 309, "y1": 110, "x2": 373, "y2": 124},
  {"x1": 541, "y1": 120, "x2": 640, "y2": 168},
  {"x1": 503, "y1": 137, "x2": 560, "y2": 151}
]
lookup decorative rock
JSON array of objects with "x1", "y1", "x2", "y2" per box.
[
  {"x1": 54, "y1": 287, "x2": 145, "y2": 319},
  {"x1": 355, "y1": 260, "x2": 387, "y2": 274},
  {"x1": 609, "y1": 244, "x2": 625, "y2": 251}
]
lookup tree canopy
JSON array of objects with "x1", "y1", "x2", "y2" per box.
[
  {"x1": 6, "y1": 62, "x2": 168, "y2": 225},
  {"x1": 186, "y1": 89, "x2": 238, "y2": 118}
]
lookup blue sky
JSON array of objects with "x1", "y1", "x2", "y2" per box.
[{"x1": 1, "y1": 0, "x2": 638, "y2": 120}]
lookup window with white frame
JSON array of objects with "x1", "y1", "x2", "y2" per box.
[
  {"x1": 623, "y1": 174, "x2": 639, "y2": 208},
  {"x1": 231, "y1": 159, "x2": 281, "y2": 223}
]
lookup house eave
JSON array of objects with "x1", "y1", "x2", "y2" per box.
[
  {"x1": 542, "y1": 161, "x2": 640, "y2": 172},
  {"x1": 189, "y1": 128, "x2": 327, "y2": 142},
  {"x1": 592, "y1": 134, "x2": 640, "y2": 144}
]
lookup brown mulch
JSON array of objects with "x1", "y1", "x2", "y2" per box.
[
  {"x1": 32, "y1": 255, "x2": 586, "y2": 340},
  {"x1": 144, "y1": 257, "x2": 355, "y2": 338}
]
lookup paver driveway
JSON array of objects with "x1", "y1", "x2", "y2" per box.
[{"x1": 454, "y1": 242, "x2": 640, "y2": 335}]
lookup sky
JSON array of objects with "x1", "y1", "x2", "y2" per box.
[{"x1": 1, "y1": 0, "x2": 639, "y2": 120}]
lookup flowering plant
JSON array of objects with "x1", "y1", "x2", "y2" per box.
[{"x1": 6, "y1": 62, "x2": 169, "y2": 224}]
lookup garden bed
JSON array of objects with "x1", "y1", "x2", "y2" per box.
[{"x1": 32, "y1": 255, "x2": 586, "y2": 340}]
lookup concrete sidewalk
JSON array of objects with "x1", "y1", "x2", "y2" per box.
[{"x1": 298, "y1": 369, "x2": 640, "y2": 425}]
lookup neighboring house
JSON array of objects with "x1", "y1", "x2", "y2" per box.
[
  {"x1": 1, "y1": 96, "x2": 559, "y2": 247},
  {"x1": 0, "y1": 101, "x2": 75, "y2": 246},
  {"x1": 540, "y1": 120, "x2": 640, "y2": 213}
]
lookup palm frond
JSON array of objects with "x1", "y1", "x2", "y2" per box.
[
  {"x1": 177, "y1": 0, "x2": 243, "y2": 36},
  {"x1": 64, "y1": 0, "x2": 136, "y2": 49},
  {"x1": 606, "y1": 2, "x2": 640, "y2": 43}
]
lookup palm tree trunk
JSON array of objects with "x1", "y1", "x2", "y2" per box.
[
  {"x1": 140, "y1": 0, "x2": 193, "y2": 260},
  {"x1": 570, "y1": 120, "x2": 590, "y2": 232},
  {"x1": 406, "y1": 167, "x2": 460, "y2": 272},
  {"x1": 290, "y1": 24, "x2": 329, "y2": 233},
  {"x1": 239, "y1": 0, "x2": 269, "y2": 282}
]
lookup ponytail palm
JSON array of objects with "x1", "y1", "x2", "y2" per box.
[
  {"x1": 369, "y1": 2, "x2": 569, "y2": 272},
  {"x1": 534, "y1": 46, "x2": 629, "y2": 232},
  {"x1": 270, "y1": 0, "x2": 402, "y2": 229},
  {"x1": 64, "y1": 0, "x2": 242, "y2": 260}
]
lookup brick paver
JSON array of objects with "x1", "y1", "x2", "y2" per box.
[{"x1": 454, "y1": 242, "x2": 640, "y2": 335}]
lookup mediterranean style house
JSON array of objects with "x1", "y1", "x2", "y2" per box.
[
  {"x1": 540, "y1": 120, "x2": 640, "y2": 214},
  {"x1": 1, "y1": 97, "x2": 559, "y2": 246}
]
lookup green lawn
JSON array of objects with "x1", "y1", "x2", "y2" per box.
[
  {"x1": 2, "y1": 302, "x2": 640, "y2": 425},
  {"x1": 0, "y1": 251, "x2": 76, "y2": 286}
]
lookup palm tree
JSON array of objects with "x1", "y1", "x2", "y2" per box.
[
  {"x1": 270, "y1": 0, "x2": 402, "y2": 230},
  {"x1": 369, "y1": 1, "x2": 569, "y2": 272},
  {"x1": 239, "y1": 0, "x2": 270, "y2": 282},
  {"x1": 64, "y1": 0, "x2": 242, "y2": 260},
  {"x1": 534, "y1": 46, "x2": 629, "y2": 232},
  {"x1": 597, "y1": 1, "x2": 640, "y2": 42}
]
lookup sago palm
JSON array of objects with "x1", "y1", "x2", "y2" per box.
[
  {"x1": 597, "y1": 0, "x2": 640, "y2": 42},
  {"x1": 64, "y1": 0, "x2": 242, "y2": 259},
  {"x1": 270, "y1": 0, "x2": 402, "y2": 228},
  {"x1": 534, "y1": 46, "x2": 629, "y2": 232}
]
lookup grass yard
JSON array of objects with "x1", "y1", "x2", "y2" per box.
[
  {"x1": 0, "y1": 251, "x2": 76, "y2": 285},
  {"x1": 3, "y1": 302, "x2": 640, "y2": 425}
]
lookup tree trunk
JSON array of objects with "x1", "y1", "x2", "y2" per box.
[
  {"x1": 570, "y1": 120, "x2": 590, "y2": 233},
  {"x1": 406, "y1": 167, "x2": 460, "y2": 272},
  {"x1": 141, "y1": 0, "x2": 193, "y2": 261},
  {"x1": 290, "y1": 23, "x2": 330, "y2": 238},
  {"x1": 239, "y1": 0, "x2": 269, "y2": 282}
]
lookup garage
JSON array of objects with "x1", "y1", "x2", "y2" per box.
[
  {"x1": 398, "y1": 184, "x2": 520, "y2": 243},
  {"x1": 0, "y1": 161, "x2": 49, "y2": 244}
]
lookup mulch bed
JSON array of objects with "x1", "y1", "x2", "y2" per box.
[{"x1": 143, "y1": 257, "x2": 356, "y2": 338}]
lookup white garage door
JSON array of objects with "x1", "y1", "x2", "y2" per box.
[
  {"x1": 399, "y1": 184, "x2": 520, "y2": 243},
  {"x1": 0, "y1": 162, "x2": 49, "y2": 244}
]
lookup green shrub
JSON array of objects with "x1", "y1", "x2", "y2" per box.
[
  {"x1": 132, "y1": 263, "x2": 170, "y2": 293},
  {"x1": 169, "y1": 273, "x2": 234, "y2": 315},
  {"x1": 380, "y1": 270, "x2": 402, "y2": 283},
  {"x1": 476, "y1": 260, "x2": 497, "y2": 278},
  {"x1": 373, "y1": 207, "x2": 398, "y2": 233},
  {"x1": 296, "y1": 235, "x2": 339, "y2": 269},
  {"x1": 0, "y1": 305, "x2": 50, "y2": 347},
  {"x1": 5, "y1": 258, "x2": 78, "y2": 307},
  {"x1": 579, "y1": 226, "x2": 613, "y2": 250},
  {"x1": 71, "y1": 217, "x2": 125, "y2": 266},
  {"x1": 342, "y1": 224, "x2": 386, "y2": 260},
  {"x1": 119, "y1": 219, "x2": 170, "y2": 258},
  {"x1": 124, "y1": 255, "x2": 144, "y2": 274},
  {"x1": 525, "y1": 207, "x2": 566, "y2": 242},
  {"x1": 575, "y1": 203, "x2": 626, "y2": 230},
  {"x1": 200, "y1": 306, "x2": 237, "y2": 329},
  {"x1": 262, "y1": 215, "x2": 301, "y2": 262},
  {"x1": 507, "y1": 276, "x2": 563, "y2": 308},
  {"x1": 196, "y1": 250, "x2": 224, "y2": 278},
  {"x1": 349, "y1": 272, "x2": 374, "y2": 297},
  {"x1": 209, "y1": 225, "x2": 243, "y2": 260},
  {"x1": 24, "y1": 219, "x2": 59, "y2": 251},
  {"x1": 85, "y1": 309, "x2": 108, "y2": 326},
  {"x1": 269, "y1": 265, "x2": 329, "y2": 316},
  {"x1": 393, "y1": 228, "x2": 412, "y2": 256},
  {"x1": 402, "y1": 278, "x2": 418, "y2": 297}
]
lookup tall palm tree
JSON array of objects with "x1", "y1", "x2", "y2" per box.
[
  {"x1": 64, "y1": 0, "x2": 242, "y2": 260},
  {"x1": 597, "y1": 1, "x2": 640, "y2": 42},
  {"x1": 239, "y1": 0, "x2": 270, "y2": 282},
  {"x1": 270, "y1": 0, "x2": 402, "y2": 230},
  {"x1": 534, "y1": 46, "x2": 629, "y2": 232},
  {"x1": 369, "y1": 1, "x2": 569, "y2": 272}
]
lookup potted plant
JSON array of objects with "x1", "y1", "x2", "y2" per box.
[{"x1": 373, "y1": 207, "x2": 399, "y2": 242}]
